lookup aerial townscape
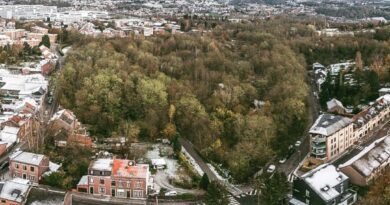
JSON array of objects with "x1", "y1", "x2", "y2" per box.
[{"x1": 0, "y1": 0, "x2": 387, "y2": 205}]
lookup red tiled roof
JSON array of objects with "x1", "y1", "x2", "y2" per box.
[{"x1": 112, "y1": 159, "x2": 148, "y2": 179}]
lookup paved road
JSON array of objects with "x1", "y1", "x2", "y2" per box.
[
  {"x1": 179, "y1": 139, "x2": 218, "y2": 181},
  {"x1": 179, "y1": 138, "x2": 243, "y2": 196},
  {"x1": 277, "y1": 73, "x2": 321, "y2": 175},
  {"x1": 153, "y1": 171, "x2": 204, "y2": 195}
]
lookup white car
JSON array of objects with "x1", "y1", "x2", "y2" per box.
[
  {"x1": 165, "y1": 190, "x2": 177, "y2": 196},
  {"x1": 279, "y1": 158, "x2": 287, "y2": 164},
  {"x1": 295, "y1": 140, "x2": 302, "y2": 147},
  {"x1": 267, "y1": 165, "x2": 276, "y2": 173}
]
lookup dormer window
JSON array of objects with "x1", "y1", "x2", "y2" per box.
[{"x1": 321, "y1": 185, "x2": 329, "y2": 191}]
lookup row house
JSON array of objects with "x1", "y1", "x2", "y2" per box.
[
  {"x1": 9, "y1": 151, "x2": 50, "y2": 183},
  {"x1": 339, "y1": 136, "x2": 390, "y2": 186},
  {"x1": 309, "y1": 114, "x2": 354, "y2": 161},
  {"x1": 290, "y1": 164, "x2": 357, "y2": 205},
  {"x1": 77, "y1": 158, "x2": 149, "y2": 199},
  {"x1": 352, "y1": 95, "x2": 390, "y2": 139}
]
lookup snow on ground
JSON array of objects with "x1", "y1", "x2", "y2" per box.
[
  {"x1": 207, "y1": 163, "x2": 226, "y2": 181},
  {"x1": 181, "y1": 147, "x2": 204, "y2": 176},
  {"x1": 145, "y1": 143, "x2": 178, "y2": 177}
]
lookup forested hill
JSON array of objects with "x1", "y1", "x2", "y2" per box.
[{"x1": 55, "y1": 22, "x2": 308, "y2": 181}]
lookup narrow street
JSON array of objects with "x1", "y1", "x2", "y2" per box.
[{"x1": 277, "y1": 72, "x2": 321, "y2": 175}]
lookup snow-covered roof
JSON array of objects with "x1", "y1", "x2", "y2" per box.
[
  {"x1": 379, "y1": 88, "x2": 390, "y2": 93},
  {"x1": 301, "y1": 163, "x2": 348, "y2": 202},
  {"x1": 77, "y1": 175, "x2": 88, "y2": 186},
  {"x1": 90, "y1": 158, "x2": 113, "y2": 171},
  {"x1": 0, "y1": 178, "x2": 30, "y2": 203},
  {"x1": 339, "y1": 136, "x2": 390, "y2": 177},
  {"x1": 10, "y1": 151, "x2": 46, "y2": 166},
  {"x1": 151, "y1": 158, "x2": 166, "y2": 166},
  {"x1": 327, "y1": 98, "x2": 345, "y2": 111},
  {"x1": 310, "y1": 114, "x2": 352, "y2": 136},
  {"x1": 0, "y1": 126, "x2": 19, "y2": 148},
  {"x1": 289, "y1": 198, "x2": 307, "y2": 205}
]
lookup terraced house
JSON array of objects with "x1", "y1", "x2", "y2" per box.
[
  {"x1": 77, "y1": 158, "x2": 150, "y2": 199},
  {"x1": 310, "y1": 94, "x2": 390, "y2": 162}
]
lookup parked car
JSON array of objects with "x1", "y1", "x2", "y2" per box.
[
  {"x1": 295, "y1": 140, "x2": 302, "y2": 147},
  {"x1": 165, "y1": 191, "x2": 177, "y2": 196},
  {"x1": 267, "y1": 164, "x2": 276, "y2": 173},
  {"x1": 278, "y1": 158, "x2": 287, "y2": 164}
]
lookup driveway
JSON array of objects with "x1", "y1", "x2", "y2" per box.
[{"x1": 153, "y1": 171, "x2": 204, "y2": 195}]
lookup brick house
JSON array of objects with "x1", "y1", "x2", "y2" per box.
[
  {"x1": 67, "y1": 134, "x2": 93, "y2": 148},
  {"x1": 9, "y1": 151, "x2": 50, "y2": 183},
  {"x1": 0, "y1": 178, "x2": 31, "y2": 205},
  {"x1": 77, "y1": 158, "x2": 149, "y2": 199}
]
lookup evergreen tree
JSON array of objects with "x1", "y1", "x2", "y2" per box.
[
  {"x1": 39, "y1": 34, "x2": 51, "y2": 48},
  {"x1": 199, "y1": 173, "x2": 210, "y2": 190},
  {"x1": 205, "y1": 181, "x2": 229, "y2": 205},
  {"x1": 258, "y1": 172, "x2": 289, "y2": 205}
]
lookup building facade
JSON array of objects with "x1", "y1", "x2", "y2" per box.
[
  {"x1": 77, "y1": 158, "x2": 149, "y2": 199},
  {"x1": 339, "y1": 136, "x2": 390, "y2": 186},
  {"x1": 290, "y1": 164, "x2": 357, "y2": 205},
  {"x1": 9, "y1": 151, "x2": 49, "y2": 183},
  {"x1": 310, "y1": 114, "x2": 354, "y2": 161}
]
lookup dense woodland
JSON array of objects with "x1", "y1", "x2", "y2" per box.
[
  {"x1": 55, "y1": 21, "x2": 309, "y2": 182},
  {"x1": 54, "y1": 18, "x2": 390, "y2": 182}
]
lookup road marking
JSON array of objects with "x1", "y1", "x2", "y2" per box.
[{"x1": 228, "y1": 195, "x2": 241, "y2": 205}]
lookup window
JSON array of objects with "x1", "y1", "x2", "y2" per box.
[
  {"x1": 90, "y1": 177, "x2": 94, "y2": 183},
  {"x1": 127, "y1": 181, "x2": 131, "y2": 188},
  {"x1": 99, "y1": 187, "x2": 105, "y2": 193},
  {"x1": 111, "y1": 189, "x2": 115, "y2": 197},
  {"x1": 305, "y1": 190, "x2": 310, "y2": 197},
  {"x1": 89, "y1": 187, "x2": 94, "y2": 194},
  {"x1": 100, "y1": 179, "x2": 104, "y2": 184},
  {"x1": 136, "y1": 181, "x2": 142, "y2": 188},
  {"x1": 23, "y1": 165, "x2": 27, "y2": 170},
  {"x1": 15, "y1": 163, "x2": 19, "y2": 169},
  {"x1": 111, "y1": 180, "x2": 116, "y2": 186},
  {"x1": 30, "y1": 176, "x2": 35, "y2": 181},
  {"x1": 306, "y1": 199, "x2": 310, "y2": 204},
  {"x1": 133, "y1": 190, "x2": 143, "y2": 198},
  {"x1": 30, "y1": 166, "x2": 35, "y2": 172}
]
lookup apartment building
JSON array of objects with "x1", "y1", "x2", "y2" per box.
[
  {"x1": 310, "y1": 95, "x2": 390, "y2": 162},
  {"x1": 339, "y1": 136, "x2": 390, "y2": 186},
  {"x1": 310, "y1": 114, "x2": 355, "y2": 161},
  {"x1": 290, "y1": 164, "x2": 357, "y2": 205},
  {"x1": 353, "y1": 95, "x2": 390, "y2": 139},
  {"x1": 9, "y1": 151, "x2": 50, "y2": 183},
  {"x1": 77, "y1": 158, "x2": 149, "y2": 199}
]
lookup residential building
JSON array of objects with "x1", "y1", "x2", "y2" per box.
[
  {"x1": 77, "y1": 158, "x2": 149, "y2": 199},
  {"x1": 67, "y1": 134, "x2": 93, "y2": 148},
  {"x1": 0, "y1": 178, "x2": 31, "y2": 205},
  {"x1": 352, "y1": 95, "x2": 390, "y2": 140},
  {"x1": 9, "y1": 151, "x2": 50, "y2": 183},
  {"x1": 290, "y1": 164, "x2": 357, "y2": 205},
  {"x1": 50, "y1": 109, "x2": 78, "y2": 133},
  {"x1": 379, "y1": 88, "x2": 390, "y2": 96},
  {"x1": 339, "y1": 136, "x2": 390, "y2": 186},
  {"x1": 327, "y1": 99, "x2": 346, "y2": 115},
  {"x1": 310, "y1": 114, "x2": 354, "y2": 161}
]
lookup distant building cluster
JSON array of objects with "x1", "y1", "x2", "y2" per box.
[{"x1": 0, "y1": 20, "x2": 57, "y2": 47}]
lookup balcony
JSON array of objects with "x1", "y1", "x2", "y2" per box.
[
  {"x1": 338, "y1": 189, "x2": 357, "y2": 205},
  {"x1": 312, "y1": 136, "x2": 326, "y2": 143}
]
